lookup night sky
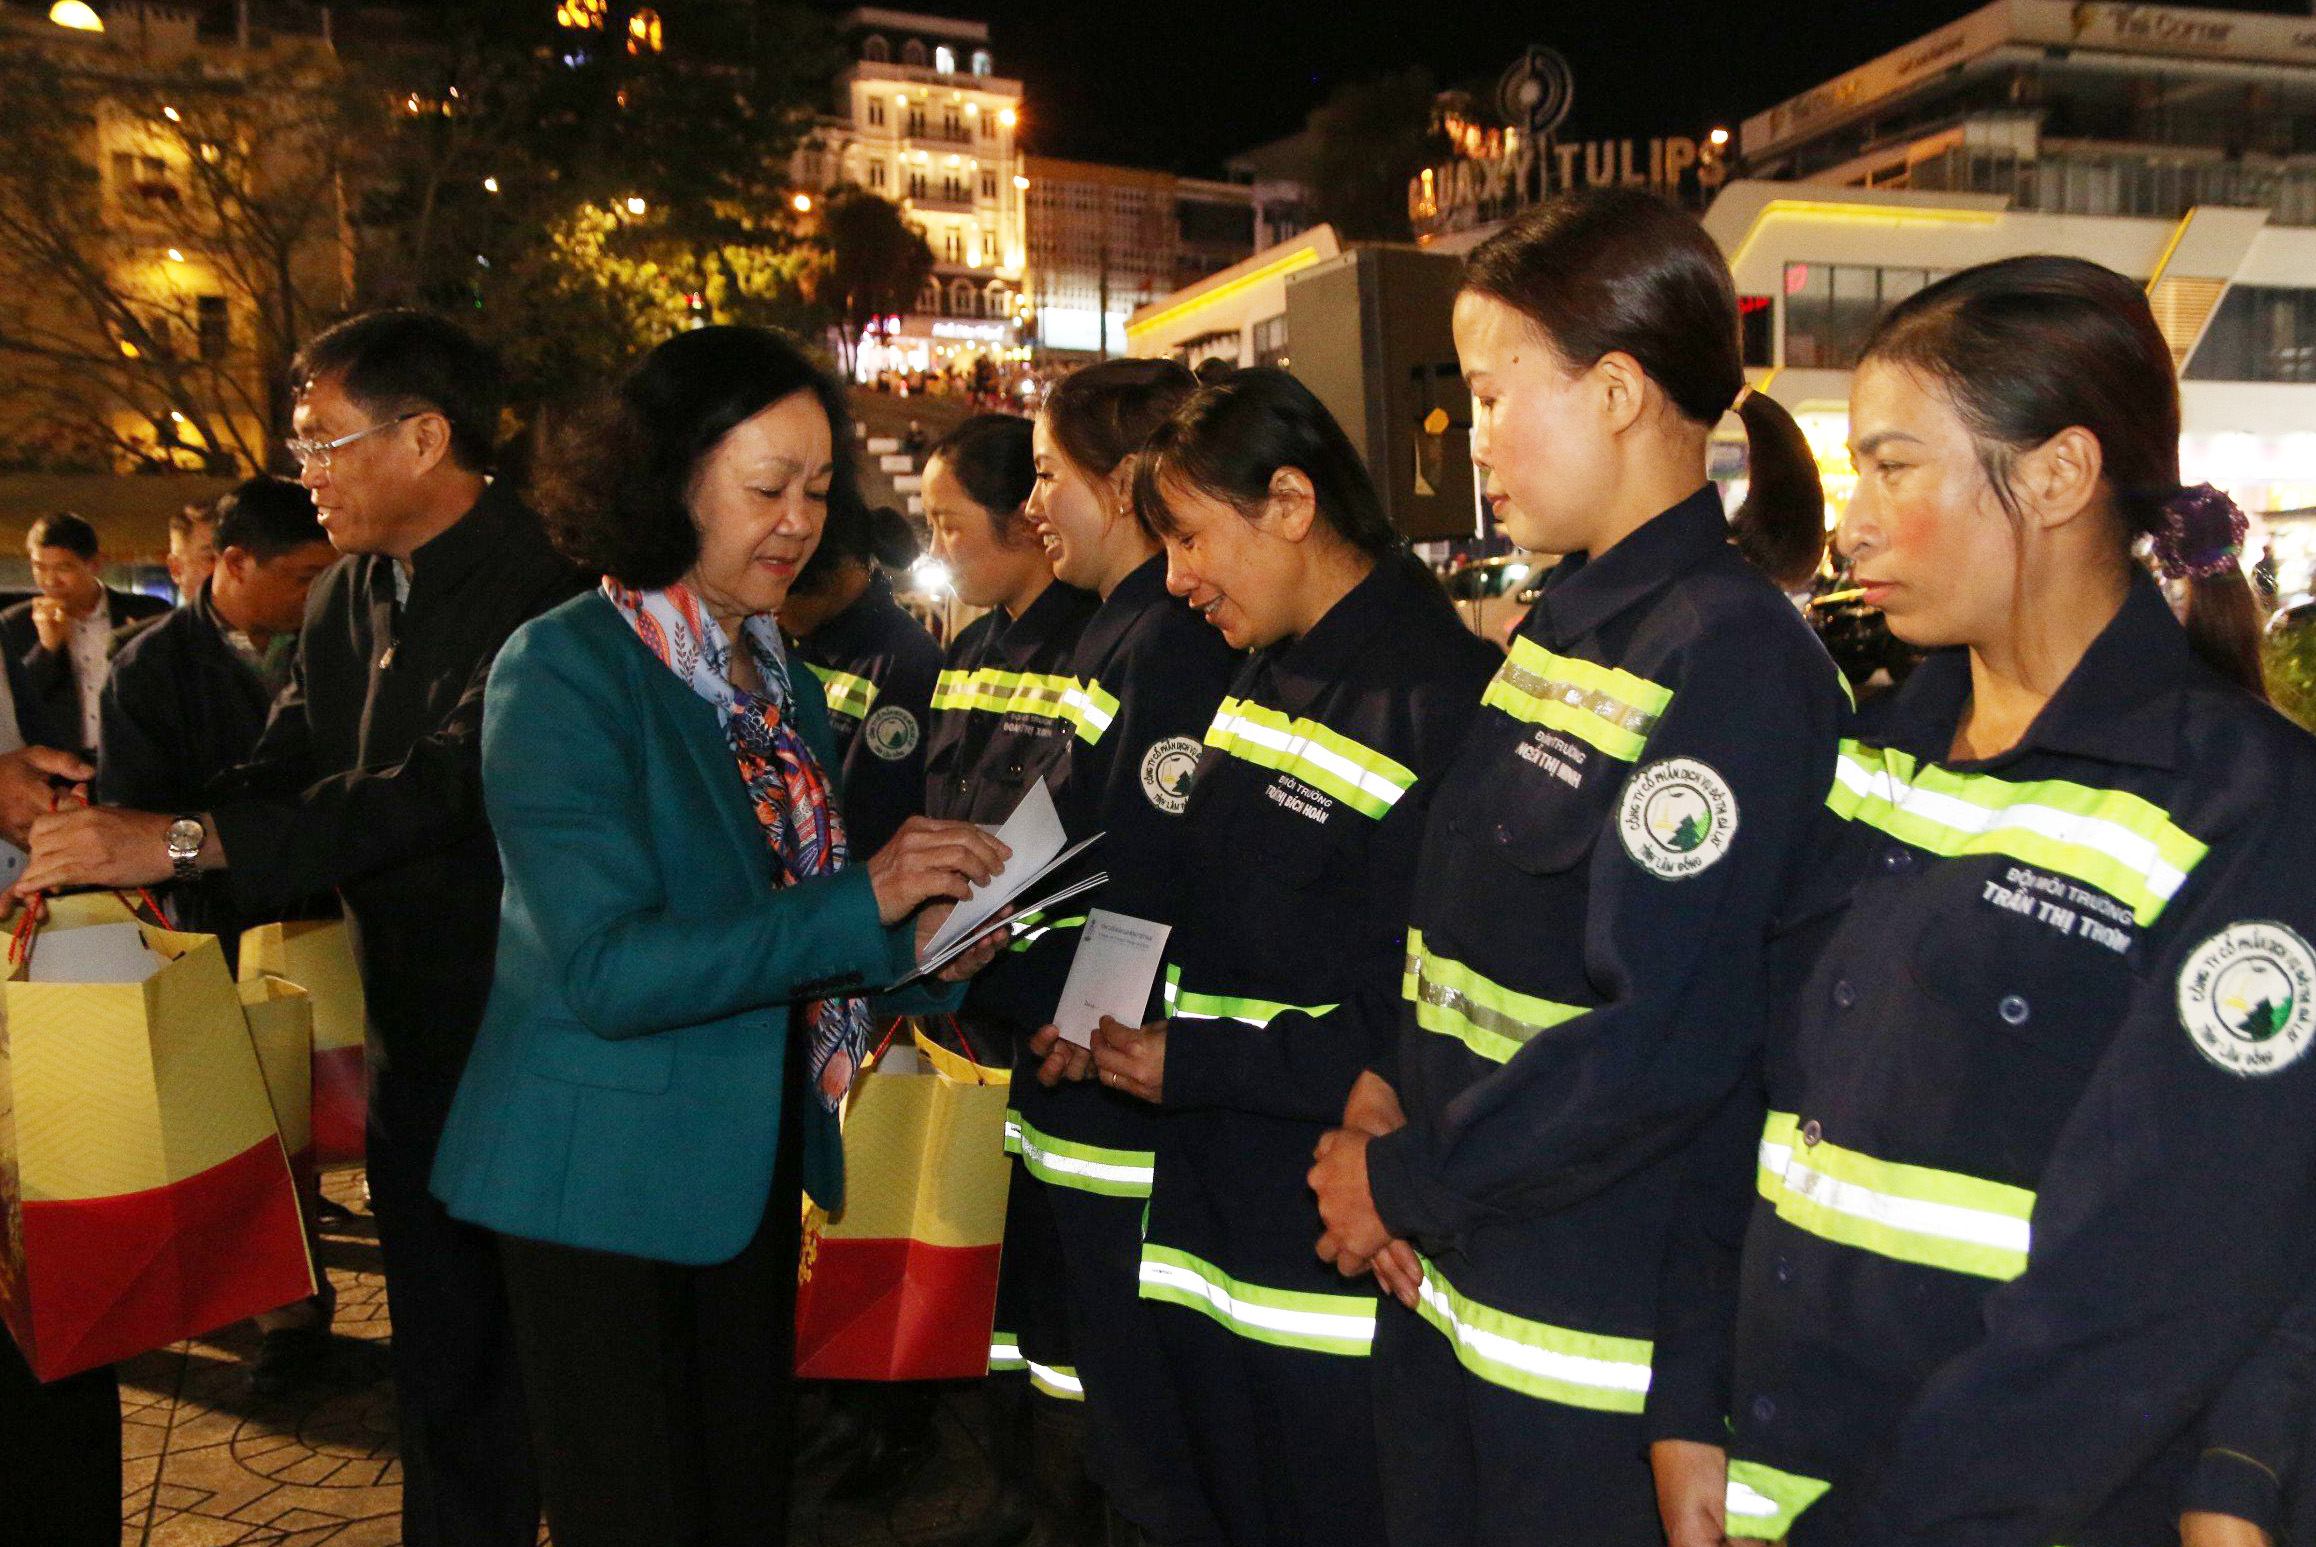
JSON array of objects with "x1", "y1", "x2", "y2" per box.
[{"x1": 952, "y1": 0, "x2": 2316, "y2": 174}]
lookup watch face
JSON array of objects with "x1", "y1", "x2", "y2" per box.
[{"x1": 166, "y1": 818, "x2": 204, "y2": 856}]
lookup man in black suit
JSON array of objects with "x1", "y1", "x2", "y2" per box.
[
  {"x1": 17, "y1": 311, "x2": 579, "y2": 1547},
  {"x1": 0, "y1": 512, "x2": 168, "y2": 759}
]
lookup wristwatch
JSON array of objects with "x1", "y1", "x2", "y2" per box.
[{"x1": 165, "y1": 816, "x2": 206, "y2": 886}]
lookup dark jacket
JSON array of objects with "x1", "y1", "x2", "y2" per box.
[
  {"x1": 96, "y1": 582, "x2": 292, "y2": 951},
  {"x1": 205, "y1": 484, "x2": 586, "y2": 1088},
  {"x1": 1, "y1": 587, "x2": 171, "y2": 756},
  {"x1": 792, "y1": 572, "x2": 943, "y2": 859}
]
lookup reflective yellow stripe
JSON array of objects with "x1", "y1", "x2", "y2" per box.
[
  {"x1": 930, "y1": 668, "x2": 1115, "y2": 744},
  {"x1": 1029, "y1": 1361, "x2": 1084, "y2": 1400},
  {"x1": 1402, "y1": 929, "x2": 1585, "y2": 1064},
  {"x1": 1757, "y1": 1111, "x2": 2035, "y2": 1281},
  {"x1": 1412, "y1": 1256, "x2": 1653, "y2": 1413},
  {"x1": 1725, "y1": 1458, "x2": 1832, "y2": 1540},
  {"x1": 805, "y1": 663, "x2": 878, "y2": 721},
  {"x1": 1827, "y1": 741, "x2": 2205, "y2": 927},
  {"x1": 1202, "y1": 697, "x2": 1416, "y2": 820},
  {"x1": 1161, "y1": 965, "x2": 1335, "y2": 1028},
  {"x1": 1137, "y1": 1244, "x2": 1375, "y2": 1357},
  {"x1": 1481, "y1": 638, "x2": 1672, "y2": 762},
  {"x1": 1004, "y1": 1110, "x2": 1153, "y2": 1198},
  {"x1": 988, "y1": 1333, "x2": 1026, "y2": 1371}
]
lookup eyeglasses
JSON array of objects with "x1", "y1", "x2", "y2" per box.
[{"x1": 283, "y1": 412, "x2": 421, "y2": 472}]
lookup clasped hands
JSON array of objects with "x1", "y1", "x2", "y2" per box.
[{"x1": 1312, "y1": 1070, "x2": 1424, "y2": 1310}]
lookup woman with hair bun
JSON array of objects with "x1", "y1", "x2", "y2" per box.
[
  {"x1": 1660, "y1": 255, "x2": 2316, "y2": 1547},
  {"x1": 781, "y1": 500, "x2": 941, "y2": 859},
  {"x1": 1009, "y1": 358, "x2": 1243, "y2": 1545},
  {"x1": 1301, "y1": 187, "x2": 1849, "y2": 1546},
  {"x1": 1088, "y1": 366, "x2": 1498, "y2": 1547}
]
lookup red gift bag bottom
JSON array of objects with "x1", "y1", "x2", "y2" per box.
[
  {"x1": 311, "y1": 1044, "x2": 367, "y2": 1168},
  {"x1": 796, "y1": 1237, "x2": 1002, "y2": 1382},
  {"x1": 6, "y1": 1136, "x2": 313, "y2": 1382}
]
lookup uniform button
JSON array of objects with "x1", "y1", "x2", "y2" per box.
[
  {"x1": 1750, "y1": 1395, "x2": 1777, "y2": 1425},
  {"x1": 1774, "y1": 1256, "x2": 1793, "y2": 1284},
  {"x1": 1882, "y1": 847, "x2": 1914, "y2": 872},
  {"x1": 1493, "y1": 822, "x2": 1513, "y2": 844},
  {"x1": 1999, "y1": 994, "x2": 2031, "y2": 1026},
  {"x1": 1832, "y1": 979, "x2": 1857, "y2": 1010},
  {"x1": 1006, "y1": 761, "x2": 1025, "y2": 777},
  {"x1": 1801, "y1": 1119, "x2": 1823, "y2": 1148}
]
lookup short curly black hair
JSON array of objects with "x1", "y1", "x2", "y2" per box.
[{"x1": 532, "y1": 326, "x2": 859, "y2": 589}]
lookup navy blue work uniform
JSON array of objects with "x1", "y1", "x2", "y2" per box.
[
  {"x1": 920, "y1": 577, "x2": 1099, "y2": 1386},
  {"x1": 793, "y1": 571, "x2": 942, "y2": 860},
  {"x1": 2187, "y1": 1288, "x2": 2316, "y2": 1545},
  {"x1": 1362, "y1": 487, "x2": 1845, "y2": 1547},
  {"x1": 1004, "y1": 554, "x2": 1239, "y2": 1544},
  {"x1": 1707, "y1": 574, "x2": 2316, "y2": 1547},
  {"x1": 1138, "y1": 554, "x2": 1497, "y2": 1547}
]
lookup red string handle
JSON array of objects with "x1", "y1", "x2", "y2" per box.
[{"x1": 7, "y1": 788, "x2": 175, "y2": 969}]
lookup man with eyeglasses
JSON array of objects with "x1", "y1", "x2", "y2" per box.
[{"x1": 16, "y1": 309, "x2": 581, "y2": 1547}]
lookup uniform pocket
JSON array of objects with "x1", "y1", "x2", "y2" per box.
[{"x1": 1906, "y1": 907, "x2": 2133, "y2": 1070}]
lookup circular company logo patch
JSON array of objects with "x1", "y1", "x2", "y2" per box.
[
  {"x1": 2178, "y1": 921, "x2": 2316, "y2": 1077},
  {"x1": 1618, "y1": 758, "x2": 1738, "y2": 879},
  {"x1": 863, "y1": 706, "x2": 921, "y2": 762},
  {"x1": 1140, "y1": 736, "x2": 1202, "y2": 814}
]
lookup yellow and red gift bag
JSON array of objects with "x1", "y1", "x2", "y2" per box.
[
  {"x1": 239, "y1": 920, "x2": 367, "y2": 1167},
  {"x1": 0, "y1": 902, "x2": 315, "y2": 1382},
  {"x1": 796, "y1": 1027, "x2": 1012, "y2": 1381},
  {"x1": 239, "y1": 975, "x2": 317, "y2": 1197}
]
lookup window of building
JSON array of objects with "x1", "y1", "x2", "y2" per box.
[
  {"x1": 196, "y1": 295, "x2": 228, "y2": 361},
  {"x1": 862, "y1": 33, "x2": 889, "y2": 62},
  {"x1": 1739, "y1": 295, "x2": 1774, "y2": 368},
  {"x1": 944, "y1": 108, "x2": 962, "y2": 139},
  {"x1": 908, "y1": 171, "x2": 927, "y2": 200},
  {"x1": 934, "y1": 45, "x2": 956, "y2": 74},
  {"x1": 971, "y1": 49, "x2": 992, "y2": 76},
  {"x1": 868, "y1": 98, "x2": 885, "y2": 128},
  {"x1": 870, "y1": 158, "x2": 886, "y2": 190},
  {"x1": 2186, "y1": 286, "x2": 2316, "y2": 383},
  {"x1": 900, "y1": 39, "x2": 926, "y2": 66},
  {"x1": 113, "y1": 151, "x2": 175, "y2": 205},
  {"x1": 946, "y1": 229, "x2": 963, "y2": 262},
  {"x1": 980, "y1": 113, "x2": 994, "y2": 140},
  {"x1": 951, "y1": 279, "x2": 974, "y2": 313},
  {"x1": 1783, "y1": 263, "x2": 1943, "y2": 369},
  {"x1": 1252, "y1": 313, "x2": 1289, "y2": 369},
  {"x1": 920, "y1": 282, "x2": 944, "y2": 316},
  {"x1": 907, "y1": 104, "x2": 925, "y2": 137},
  {"x1": 981, "y1": 170, "x2": 997, "y2": 199}
]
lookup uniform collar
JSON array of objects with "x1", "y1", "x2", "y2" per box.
[
  {"x1": 1076, "y1": 552, "x2": 1171, "y2": 667},
  {"x1": 365, "y1": 480, "x2": 513, "y2": 605},
  {"x1": 1265, "y1": 552, "x2": 1423, "y2": 711},
  {"x1": 806, "y1": 571, "x2": 901, "y2": 660},
  {"x1": 1527, "y1": 484, "x2": 1729, "y2": 647},
  {"x1": 993, "y1": 577, "x2": 1097, "y2": 669},
  {"x1": 1873, "y1": 572, "x2": 2200, "y2": 773}
]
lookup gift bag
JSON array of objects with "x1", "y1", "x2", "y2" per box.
[
  {"x1": 239, "y1": 975, "x2": 316, "y2": 1195},
  {"x1": 796, "y1": 1025, "x2": 1012, "y2": 1380},
  {"x1": 0, "y1": 902, "x2": 316, "y2": 1382},
  {"x1": 239, "y1": 920, "x2": 367, "y2": 1167}
]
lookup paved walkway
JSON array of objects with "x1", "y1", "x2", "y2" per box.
[{"x1": 116, "y1": 1171, "x2": 1000, "y2": 1546}]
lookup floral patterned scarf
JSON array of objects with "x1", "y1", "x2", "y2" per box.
[{"x1": 604, "y1": 578, "x2": 869, "y2": 1111}]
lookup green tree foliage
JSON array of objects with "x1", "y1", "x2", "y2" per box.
[{"x1": 813, "y1": 185, "x2": 935, "y2": 375}]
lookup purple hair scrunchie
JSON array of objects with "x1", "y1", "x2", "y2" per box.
[{"x1": 2152, "y1": 483, "x2": 2249, "y2": 582}]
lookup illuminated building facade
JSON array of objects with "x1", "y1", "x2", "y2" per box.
[
  {"x1": 790, "y1": 8, "x2": 1029, "y2": 378},
  {"x1": 1716, "y1": 0, "x2": 2316, "y2": 583}
]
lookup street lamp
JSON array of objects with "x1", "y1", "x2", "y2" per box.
[
  {"x1": 482, "y1": 176, "x2": 500, "y2": 193},
  {"x1": 48, "y1": 1, "x2": 103, "y2": 31},
  {"x1": 998, "y1": 108, "x2": 1017, "y2": 129},
  {"x1": 624, "y1": 196, "x2": 647, "y2": 215},
  {"x1": 792, "y1": 193, "x2": 813, "y2": 213},
  {"x1": 1709, "y1": 127, "x2": 1730, "y2": 147}
]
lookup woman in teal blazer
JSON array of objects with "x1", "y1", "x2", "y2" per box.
[{"x1": 431, "y1": 328, "x2": 1009, "y2": 1547}]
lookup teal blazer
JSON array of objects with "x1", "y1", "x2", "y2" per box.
[{"x1": 431, "y1": 590, "x2": 946, "y2": 1265}]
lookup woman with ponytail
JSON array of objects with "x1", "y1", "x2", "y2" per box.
[
  {"x1": 1301, "y1": 187, "x2": 1849, "y2": 1546},
  {"x1": 1662, "y1": 254, "x2": 2316, "y2": 1547},
  {"x1": 781, "y1": 499, "x2": 941, "y2": 859}
]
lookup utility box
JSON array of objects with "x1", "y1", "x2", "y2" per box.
[{"x1": 1284, "y1": 247, "x2": 1478, "y2": 543}]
